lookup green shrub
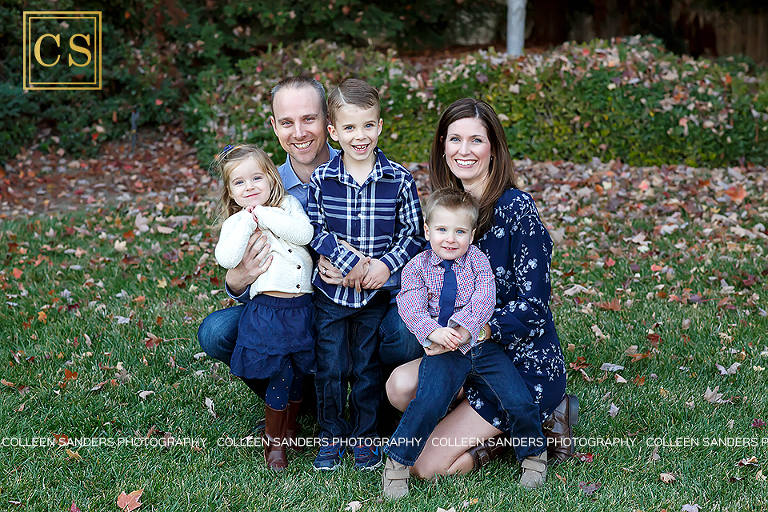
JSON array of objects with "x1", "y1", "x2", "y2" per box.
[{"x1": 184, "y1": 36, "x2": 768, "y2": 168}]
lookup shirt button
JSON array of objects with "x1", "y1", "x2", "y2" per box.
[
  {"x1": 297, "y1": 265, "x2": 301, "y2": 269},
  {"x1": 296, "y1": 285, "x2": 300, "y2": 289},
  {"x1": 288, "y1": 249, "x2": 292, "y2": 252}
]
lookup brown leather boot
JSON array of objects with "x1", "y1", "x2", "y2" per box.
[
  {"x1": 284, "y1": 400, "x2": 303, "y2": 453},
  {"x1": 466, "y1": 433, "x2": 511, "y2": 471},
  {"x1": 263, "y1": 405, "x2": 288, "y2": 471},
  {"x1": 543, "y1": 394, "x2": 579, "y2": 465}
]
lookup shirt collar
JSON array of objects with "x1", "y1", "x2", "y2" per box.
[
  {"x1": 428, "y1": 248, "x2": 469, "y2": 269},
  {"x1": 323, "y1": 147, "x2": 395, "y2": 182}
]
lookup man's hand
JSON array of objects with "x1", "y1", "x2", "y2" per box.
[
  {"x1": 342, "y1": 256, "x2": 371, "y2": 292},
  {"x1": 225, "y1": 229, "x2": 271, "y2": 296},
  {"x1": 426, "y1": 327, "x2": 461, "y2": 351},
  {"x1": 361, "y1": 258, "x2": 390, "y2": 289},
  {"x1": 424, "y1": 343, "x2": 451, "y2": 356},
  {"x1": 455, "y1": 325, "x2": 472, "y2": 345}
]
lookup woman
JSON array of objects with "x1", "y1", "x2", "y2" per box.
[{"x1": 385, "y1": 98, "x2": 577, "y2": 486}]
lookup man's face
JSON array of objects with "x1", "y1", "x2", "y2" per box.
[{"x1": 270, "y1": 86, "x2": 328, "y2": 172}]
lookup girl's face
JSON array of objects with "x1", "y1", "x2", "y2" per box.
[
  {"x1": 443, "y1": 117, "x2": 492, "y2": 189},
  {"x1": 227, "y1": 156, "x2": 272, "y2": 208}
]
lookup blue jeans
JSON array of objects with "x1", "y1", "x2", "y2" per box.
[
  {"x1": 197, "y1": 304, "x2": 242, "y2": 366},
  {"x1": 383, "y1": 342, "x2": 546, "y2": 466},
  {"x1": 314, "y1": 291, "x2": 388, "y2": 440},
  {"x1": 377, "y1": 301, "x2": 423, "y2": 370}
]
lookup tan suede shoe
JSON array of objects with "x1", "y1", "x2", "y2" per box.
[{"x1": 520, "y1": 451, "x2": 547, "y2": 489}]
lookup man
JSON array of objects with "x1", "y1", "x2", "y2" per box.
[{"x1": 197, "y1": 76, "x2": 423, "y2": 431}]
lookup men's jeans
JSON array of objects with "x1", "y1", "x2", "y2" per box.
[
  {"x1": 314, "y1": 291, "x2": 388, "y2": 440},
  {"x1": 377, "y1": 302, "x2": 424, "y2": 370},
  {"x1": 384, "y1": 342, "x2": 546, "y2": 466},
  {"x1": 197, "y1": 304, "x2": 243, "y2": 367}
]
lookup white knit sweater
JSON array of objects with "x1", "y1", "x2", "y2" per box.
[{"x1": 215, "y1": 195, "x2": 314, "y2": 298}]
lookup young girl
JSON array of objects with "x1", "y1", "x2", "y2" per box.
[{"x1": 212, "y1": 144, "x2": 315, "y2": 471}]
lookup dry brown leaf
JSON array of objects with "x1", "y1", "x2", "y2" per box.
[{"x1": 659, "y1": 472, "x2": 676, "y2": 483}]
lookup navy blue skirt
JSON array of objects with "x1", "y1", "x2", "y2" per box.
[{"x1": 231, "y1": 293, "x2": 316, "y2": 380}]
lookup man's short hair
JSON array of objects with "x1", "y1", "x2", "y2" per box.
[
  {"x1": 327, "y1": 78, "x2": 380, "y2": 127},
  {"x1": 271, "y1": 76, "x2": 328, "y2": 120},
  {"x1": 424, "y1": 188, "x2": 480, "y2": 230}
]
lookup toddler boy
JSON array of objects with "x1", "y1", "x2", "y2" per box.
[{"x1": 381, "y1": 188, "x2": 546, "y2": 499}]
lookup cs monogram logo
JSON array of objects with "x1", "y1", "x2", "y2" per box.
[{"x1": 23, "y1": 11, "x2": 102, "y2": 90}]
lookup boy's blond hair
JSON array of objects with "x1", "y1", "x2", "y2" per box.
[
  {"x1": 424, "y1": 188, "x2": 479, "y2": 230},
  {"x1": 327, "y1": 78, "x2": 380, "y2": 127}
]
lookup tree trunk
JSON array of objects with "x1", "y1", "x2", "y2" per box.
[{"x1": 507, "y1": 0, "x2": 526, "y2": 55}]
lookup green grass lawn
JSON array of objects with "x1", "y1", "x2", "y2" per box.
[{"x1": 1, "y1": 161, "x2": 767, "y2": 511}]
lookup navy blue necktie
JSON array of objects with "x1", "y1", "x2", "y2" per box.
[{"x1": 438, "y1": 260, "x2": 457, "y2": 327}]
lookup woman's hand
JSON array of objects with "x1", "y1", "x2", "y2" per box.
[
  {"x1": 318, "y1": 239, "x2": 371, "y2": 288},
  {"x1": 225, "y1": 229, "x2": 271, "y2": 296}
]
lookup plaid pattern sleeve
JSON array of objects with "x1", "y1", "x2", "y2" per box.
[
  {"x1": 396, "y1": 252, "x2": 441, "y2": 346},
  {"x1": 308, "y1": 149, "x2": 425, "y2": 308}
]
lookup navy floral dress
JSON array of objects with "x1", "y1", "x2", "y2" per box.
[{"x1": 464, "y1": 188, "x2": 566, "y2": 428}]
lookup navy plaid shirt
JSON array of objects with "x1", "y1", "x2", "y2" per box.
[{"x1": 308, "y1": 148, "x2": 425, "y2": 308}]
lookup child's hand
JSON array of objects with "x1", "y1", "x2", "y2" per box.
[
  {"x1": 343, "y1": 256, "x2": 371, "y2": 293},
  {"x1": 245, "y1": 206, "x2": 258, "y2": 226},
  {"x1": 361, "y1": 259, "x2": 390, "y2": 289},
  {"x1": 427, "y1": 327, "x2": 461, "y2": 351},
  {"x1": 455, "y1": 325, "x2": 471, "y2": 345},
  {"x1": 424, "y1": 343, "x2": 451, "y2": 356}
]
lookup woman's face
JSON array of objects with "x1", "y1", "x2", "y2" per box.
[{"x1": 443, "y1": 117, "x2": 492, "y2": 188}]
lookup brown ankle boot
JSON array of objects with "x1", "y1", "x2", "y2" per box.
[
  {"x1": 284, "y1": 400, "x2": 303, "y2": 453},
  {"x1": 466, "y1": 433, "x2": 511, "y2": 471},
  {"x1": 263, "y1": 405, "x2": 288, "y2": 471},
  {"x1": 543, "y1": 394, "x2": 579, "y2": 465}
]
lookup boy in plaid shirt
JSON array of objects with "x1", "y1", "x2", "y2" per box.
[
  {"x1": 308, "y1": 78, "x2": 424, "y2": 471},
  {"x1": 382, "y1": 188, "x2": 545, "y2": 499}
]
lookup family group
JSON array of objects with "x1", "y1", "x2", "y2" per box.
[{"x1": 197, "y1": 76, "x2": 578, "y2": 499}]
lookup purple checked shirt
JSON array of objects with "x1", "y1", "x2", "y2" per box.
[{"x1": 397, "y1": 244, "x2": 496, "y2": 353}]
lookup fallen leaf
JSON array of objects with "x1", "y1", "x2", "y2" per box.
[
  {"x1": 12, "y1": 268, "x2": 23, "y2": 279},
  {"x1": 138, "y1": 390, "x2": 154, "y2": 400},
  {"x1": 192, "y1": 352, "x2": 207, "y2": 360},
  {"x1": 344, "y1": 501, "x2": 362, "y2": 512},
  {"x1": 703, "y1": 386, "x2": 724, "y2": 404},
  {"x1": 716, "y1": 362, "x2": 741, "y2": 376},
  {"x1": 64, "y1": 369, "x2": 78, "y2": 381},
  {"x1": 574, "y1": 452, "x2": 594, "y2": 463},
  {"x1": 205, "y1": 397, "x2": 217, "y2": 418},
  {"x1": 757, "y1": 469, "x2": 766, "y2": 481},
  {"x1": 615, "y1": 374, "x2": 628, "y2": 384},
  {"x1": 66, "y1": 448, "x2": 82, "y2": 460},
  {"x1": 682, "y1": 504, "x2": 701, "y2": 512},
  {"x1": 736, "y1": 456, "x2": 759, "y2": 467},
  {"x1": 578, "y1": 481, "x2": 602, "y2": 496},
  {"x1": 659, "y1": 472, "x2": 676, "y2": 483},
  {"x1": 600, "y1": 363, "x2": 625, "y2": 372},
  {"x1": 752, "y1": 418, "x2": 766, "y2": 428},
  {"x1": 144, "y1": 332, "x2": 162, "y2": 349},
  {"x1": 609, "y1": 403, "x2": 619, "y2": 418},
  {"x1": 71, "y1": 501, "x2": 82, "y2": 512},
  {"x1": 117, "y1": 489, "x2": 143, "y2": 511}
]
